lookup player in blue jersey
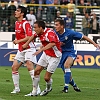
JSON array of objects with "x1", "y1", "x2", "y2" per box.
[{"x1": 54, "y1": 19, "x2": 100, "y2": 93}]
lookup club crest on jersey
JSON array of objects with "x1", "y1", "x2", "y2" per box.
[{"x1": 65, "y1": 36, "x2": 68, "y2": 40}]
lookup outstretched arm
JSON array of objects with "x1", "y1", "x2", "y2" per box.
[
  {"x1": 82, "y1": 35, "x2": 100, "y2": 48},
  {"x1": 22, "y1": 35, "x2": 35, "y2": 49}
]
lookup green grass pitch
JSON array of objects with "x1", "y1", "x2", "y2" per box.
[{"x1": 0, "y1": 66, "x2": 100, "y2": 100}]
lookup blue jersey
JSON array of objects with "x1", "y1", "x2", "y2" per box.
[{"x1": 55, "y1": 28, "x2": 83, "y2": 52}]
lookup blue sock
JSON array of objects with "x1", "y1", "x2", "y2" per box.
[
  {"x1": 64, "y1": 71, "x2": 71, "y2": 90},
  {"x1": 69, "y1": 78, "x2": 76, "y2": 87}
]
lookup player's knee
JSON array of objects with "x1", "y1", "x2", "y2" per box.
[
  {"x1": 26, "y1": 60, "x2": 33, "y2": 66},
  {"x1": 64, "y1": 64, "x2": 69, "y2": 68},
  {"x1": 26, "y1": 61, "x2": 33, "y2": 70},
  {"x1": 12, "y1": 65, "x2": 18, "y2": 71},
  {"x1": 64, "y1": 63, "x2": 71, "y2": 68}
]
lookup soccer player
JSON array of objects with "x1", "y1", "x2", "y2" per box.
[
  {"x1": 22, "y1": 20, "x2": 62, "y2": 96},
  {"x1": 11, "y1": 6, "x2": 41, "y2": 94},
  {"x1": 54, "y1": 19, "x2": 100, "y2": 93}
]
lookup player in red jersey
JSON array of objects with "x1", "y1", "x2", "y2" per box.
[
  {"x1": 11, "y1": 6, "x2": 41, "y2": 94},
  {"x1": 22, "y1": 20, "x2": 62, "y2": 96}
]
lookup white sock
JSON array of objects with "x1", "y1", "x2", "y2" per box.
[
  {"x1": 29, "y1": 70, "x2": 34, "y2": 80},
  {"x1": 46, "y1": 78, "x2": 53, "y2": 90},
  {"x1": 29, "y1": 70, "x2": 40, "y2": 92},
  {"x1": 12, "y1": 71, "x2": 20, "y2": 90},
  {"x1": 32, "y1": 76, "x2": 40, "y2": 94}
]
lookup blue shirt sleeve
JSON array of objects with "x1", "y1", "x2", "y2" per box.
[{"x1": 71, "y1": 30, "x2": 83, "y2": 40}]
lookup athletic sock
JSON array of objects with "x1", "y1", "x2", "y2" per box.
[
  {"x1": 64, "y1": 68, "x2": 71, "y2": 90},
  {"x1": 29, "y1": 70, "x2": 34, "y2": 81},
  {"x1": 69, "y1": 78, "x2": 77, "y2": 87},
  {"x1": 32, "y1": 76, "x2": 40, "y2": 94},
  {"x1": 29, "y1": 70, "x2": 40, "y2": 92},
  {"x1": 12, "y1": 71, "x2": 20, "y2": 90},
  {"x1": 46, "y1": 78, "x2": 53, "y2": 90}
]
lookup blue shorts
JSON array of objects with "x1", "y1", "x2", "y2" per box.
[{"x1": 58, "y1": 50, "x2": 77, "y2": 71}]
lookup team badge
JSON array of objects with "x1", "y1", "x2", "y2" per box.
[{"x1": 65, "y1": 36, "x2": 68, "y2": 40}]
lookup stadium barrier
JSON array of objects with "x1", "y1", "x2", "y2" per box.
[
  {"x1": 0, "y1": 32, "x2": 99, "y2": 50},
  {"x1": 0, "y1": 49, "x2": 100, "y2": 68}
]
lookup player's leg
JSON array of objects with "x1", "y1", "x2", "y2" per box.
[
  {"x1": 62, "y1": 56, "x2": 73, "y2": 93},
  {"x1": 24, "y1": 49, "x2": 41, "y2": 96},
  {"x1": 69, "y1": 77, "x2": 81, "y2": 92},
  {"x1": 25, "y1": 51, "x2": 46, "y2": 96},
  {"x1": 25, "y1": 64, "x2": 43, "y2": 96},
  {"x1": 40, "y1": 71, "x2": 53, "y2": 96},
  {"x1": 40, "y1": 56, "x2": 61, "y2": 96},
  {"x1": 69, "y1": 53, "x2": 81, "y2": 92},
  {"x1": 33, "y1": 65, "x2": 43, "y2": 94},
  {"x1": 63, "y1": 56, "x2": 81, "y2": 93},
  {"x1": 11, "y1": 50, "x2": 24, "y2": 93}
]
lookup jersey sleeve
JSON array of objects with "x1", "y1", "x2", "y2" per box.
[
  {"x1": 24, "y1": 22, "x2": 33, "y2": 36},
  {"x1": 47, "y1": 31, "x2": 58, "y2": 43},
  {"x1": 72, "y1": 30, "x2": 83, "y2": 40}
]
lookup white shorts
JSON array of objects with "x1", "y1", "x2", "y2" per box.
[
  {"x1": 37, "y1": 52, "x2": 61, "y2": 73},
  {"x1": 14, "y1": 48, "x2": 37, "y2": 64}
]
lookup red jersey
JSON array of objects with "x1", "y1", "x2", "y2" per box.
[
  {"x1": 34, "y1": 28, "x2": 62, "y2": 57},
  {"x1": 15, "y1": 19, "x2": 35, "y2": 51}
]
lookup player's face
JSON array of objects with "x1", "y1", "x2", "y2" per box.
[
  {"x1": 34, "y1": 23, "x2": 43, "y2": 35},
  {"x1": 15, "y1": 8, "x2": 22, "y2": 18},
  {"x1": 54, "y1": 22, "x2": 63, "y2": 33}
]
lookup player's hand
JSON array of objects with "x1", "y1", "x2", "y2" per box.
[
  {"x1": 95, "y1": 44, "x2": 100, "y2": 49},
  {"x1": 33, "y1": 49, "x2": 42, "y2": 56},
  {"x1": 22, "y1": 44, "x2": 27, "y2": 50},
  {"x1": 13, "y1": 40, "x2": 19, "y2": 45}
]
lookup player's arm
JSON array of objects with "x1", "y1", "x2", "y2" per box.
[
  {"x1": 41, "y1": 42, "x2": 55, "y2": 51},
  {"x1": 22, "y1": 35, "x2": 35, "y2": 49},
  {"x1": 33, "y1": 42, "x2": 56, "y2": 56},
  {"x1": 82, "y1": 35, "x2": 100, "y2": 48},
  {"x1": 13, "y1": 36, "x2": 31, "y2": 45},
  {"x1": 18, "y1": 36, "x2": 31, "y2": 43}
]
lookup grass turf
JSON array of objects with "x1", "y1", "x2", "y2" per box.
[{"x1": 0, "y1": 66, "x2": 100, "y2": 100}]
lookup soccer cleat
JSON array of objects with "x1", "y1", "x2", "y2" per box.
[
  {"x1": 11, "y1": 89, "x2": 20, "y2": 94},
  {"x1": 40, "y1": 88, "x2": 52, "y2": 96},
  {"x1": 62, "y1": 89, "x2": 68, "y2": 93},
  {"x1": 24, "y1": 92, "x2": 37, "y2": 96},
  {"x1": 25, "y1": 87, "x2": 41, "y2": 96},
  {"x1": 73, "y1": 86, "x2": 81, "y2": 92}
]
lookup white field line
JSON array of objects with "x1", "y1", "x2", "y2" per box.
[{"x1": 81, "y1": 87, "x2": 100, "y2": 89}]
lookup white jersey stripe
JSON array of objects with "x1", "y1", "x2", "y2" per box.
[
  {"x1": 53, "y1": 46, "x2": 62, "y2": 57},
  {"x1": 45, "y1": 29, "x2": 52, "y2": 42},
  {"x1": 29, "y1": 42, "x2": 36, "y2": 48},
  {"x1": 45, "y1": 29, "x2": 62, "y2": 57},
  {"x1": 23, "y1": 21, "x2": 28, "y2": 33}
]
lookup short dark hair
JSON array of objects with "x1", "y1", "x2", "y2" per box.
[
  {"x1": 18, "y1": 5, "x2": 27, "y2": 18},
  {"x1": 55, "y1": 19, "x2": 65, "y2": 26},
  {"x1": 34, "y1": 20, "x2": 45, "y2": 29}
]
